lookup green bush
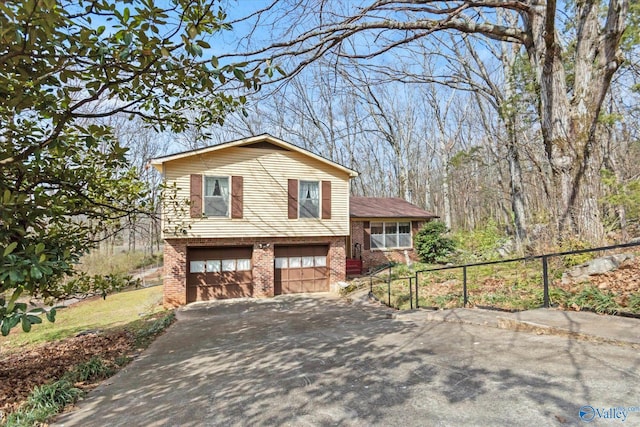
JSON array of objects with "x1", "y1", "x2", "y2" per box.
[
  {"x1": 134, "y1": 312, "x2": 176, "y2": 347},
  {"x1": 414, "y1": 221, "x2": 456, "y2": 263},
  {"x1": 453, "y1": 219, "x2": 507, "y2": 261},
  {"x1": 558, "y1": 238, "x2": 594, "y2": 267}
]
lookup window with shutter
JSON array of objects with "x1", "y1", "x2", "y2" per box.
[
  {"x1": 299, "y1": 181, "x2": 319, "y2": 218},
  {"x1": 204, "y1": 176, "x2": 229, "y2": 217}
]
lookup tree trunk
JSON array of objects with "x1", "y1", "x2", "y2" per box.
[
  {"x1": 442, "y1": 163, "x2": 452, "y2": 229},
  {"x1": 521, "y1": 0, "x2": 626, "y2": 243},
  {"x1": 506, "y1": 129, "x2": 528, "y2": 246}
]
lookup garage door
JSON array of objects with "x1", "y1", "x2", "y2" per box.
[
  {"x1": 274, "y1": 245, "x2": 329, "y2": 294},
  {"x1": 187, "y1": 247, "x2": 253, "y2": 302}
]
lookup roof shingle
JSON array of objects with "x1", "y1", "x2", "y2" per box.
[{"x1": 350, "y1": 197, "x2": 438, "y2": 219}]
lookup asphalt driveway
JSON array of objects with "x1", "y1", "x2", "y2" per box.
[{"x1": 55, "y1": 294, "x2": 640, "y2": 426}]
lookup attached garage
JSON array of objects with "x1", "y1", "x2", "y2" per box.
[
  {"x1": 187, "y1": 247, "x2": 253, "y2": 302},
  {"x1": 274, "y1": 245, "x2": 329, "y2": 294}
]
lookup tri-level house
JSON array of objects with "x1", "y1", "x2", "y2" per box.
[{"x1": 151, "y1": 134, "x2": 437, "y2": 307}]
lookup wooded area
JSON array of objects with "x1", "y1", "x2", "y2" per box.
[
  {"x1": 39, "y1": 0, "x2": 638, "y2": 255},
  {"x1": 197, "y1": 0, "x2": 639, "y2": 251},
  {"x1": 1, "y1": 0, "x2": 639, "y2": 332}
]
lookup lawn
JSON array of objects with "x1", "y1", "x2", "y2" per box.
[
  {"x1": 1, "y1": 285, "x2": 164, "y2": 350},
  {"x1": 0, "y1": 284, "x2": 172, "y2": 424}
]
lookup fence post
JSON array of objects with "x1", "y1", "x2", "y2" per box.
[
  {"x1": 370, "y1": 276, "x2": 373, "y2": 294},
  {"x1": 415, "y1": 271, "x2": 419, "y2": 309},
  {"x1": 542, "y1": 256, "x2": 550, "y2": 308},
  {"x1": 409, "y1": 278, "x2": 413, "y2": 309},
  {"x1": 463, "y1": 266, "x2": 468, "y2": 307}
]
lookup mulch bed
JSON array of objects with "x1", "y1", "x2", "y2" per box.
[{"x1": 0, "y1": 330, "x2": 136, "y2": 415}]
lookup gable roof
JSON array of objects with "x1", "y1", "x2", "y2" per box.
[
  {"x1": 150, "y1": 133, "x2": 358, "y2": 177},
  {"x1": 350, "y1": 197, "x2": 438, "y2": 219}
]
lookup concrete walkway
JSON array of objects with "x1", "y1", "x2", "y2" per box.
[
  {"x1": 357, "y1": 292, "x2": 640, "y2": 347},
  {"x1": 54, "y1": 293, "x2": 640, "y2": 426},
  {"x1": 392, "y1": 306, "x2": 640, "y2": 347}
]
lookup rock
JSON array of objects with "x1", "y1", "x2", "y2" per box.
[
  {"x1": 496, "y1": 239, "x2": 515, "y2": 258},
  {"x1": 404, "y1": 250, "x2": 413, "y2": 267},
  {"x1": 563, "y1": 253, "x2": 635, "y2": 283}
]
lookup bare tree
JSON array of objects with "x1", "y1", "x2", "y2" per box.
[{"x1": 222, "y1": 0, "x2": 629, "y2": 243}]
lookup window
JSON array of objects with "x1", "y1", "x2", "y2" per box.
[
  {"x1": 370, "y1": 222, "x2": 384, "y2": 249},
  {"x1": 206, "y1": 260, "x2": 221, "y2": 273},
  {"x1": 370, "y1": 221, "x2": 412, "y2": 249},
  {"x1": 275, "y1": 255, "x2": 327, "y2": 269},
  {"x1": 190, "y1": 261, "x2": 205, "y2": 273},
  {"x1": 236, "y1": 259, "x2": 251, "y2": 271},
  {"x1": 299, "y1": 180, "x2": 319, "y2": 218},
  {"x1": 221, "y1": 259, "x2": 236, "y2": 272},
  {"x1": 192, "y1": 258, "x2": 249, "y2": 273},
  {"x1": 204, "y1": 176, "x2": 229, "y2": 217}
]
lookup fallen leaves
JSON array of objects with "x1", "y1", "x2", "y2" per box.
[
  {"x1": 557, "y1": 258, "x2": 640, "y2": 310},
  {"x1": 0, "y1": 330, "x2": 136, "y2": 415}
]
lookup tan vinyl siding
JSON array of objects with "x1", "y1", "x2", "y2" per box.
[{"x1": 161, "y1": 146, "x2": 350, "y2": 238}]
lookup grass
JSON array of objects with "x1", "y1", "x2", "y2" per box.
[
  {"x1": 2, "y1": 325, "x2": 174, "y2": 427},
  {"x1": 76, "y1": 250, "x2": 162, "y2": 277},
  {"x1": 1, "y1": 300, "x2": 175, "y2": 426},
  {"x1": 4, "y1": 379, "x2": 83, "y2": 427},
  {"x1": 0, "y1": 248, "x2": 170, "y2": 425},
  {"x1": 369, "y1": 253, "x2": 640, "y2": 313},
  {"x1": 1, "y1": 285, "x2": 164, "y2": 350}
]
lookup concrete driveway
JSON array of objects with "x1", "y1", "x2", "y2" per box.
[{"x1": 55, "y1": 294, "x2": 640, "y2": 426}]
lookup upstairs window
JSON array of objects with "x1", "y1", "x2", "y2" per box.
[
  {"x1": 204, "y1": 176, "x2": 229, "y2": 217},
  {"x1": 299, "y1": 180, "x2": 319, "y2": 218},
  {"x1": 370, "y1": 221, "x2": 412, "y2": 249}
]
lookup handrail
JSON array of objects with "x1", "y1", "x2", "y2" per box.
[
  {"x1": 415, "y1": 241, "x2": 640, "y2": 274},
  {"x1": 373, "y1": 240, "x2": 640, "y2": 311}
]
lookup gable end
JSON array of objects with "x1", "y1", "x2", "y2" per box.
[{"x1": 240, "y1": 141, "x2": 290, "y2": 151}]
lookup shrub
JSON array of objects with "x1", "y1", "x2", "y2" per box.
[
  {"x1": 558, "y1": 237, "x2": 594, "y2": 267},
  {"x1": 414, "y1": 221, "x2": 456, "y2": 263},
  {"x1": 453, "y1": 219, "x2": 507, "y2": 261}
]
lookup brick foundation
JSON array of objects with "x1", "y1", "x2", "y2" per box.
[
  {"x1": 349, "y1": 220, "x2": 426, "y2": 273},
  {"x1": 163, "y1": 236, "x2": 346, "y2": 307}
]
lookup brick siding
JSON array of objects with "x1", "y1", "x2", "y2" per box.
[
  {"x1": 349, "y1": 220, "x2": 425, "y2": 273},
  {"x1": 163, "y1": 236, "x2": 346, "y2": 307}
]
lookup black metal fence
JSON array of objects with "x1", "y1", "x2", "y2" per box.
[{"x1": 370, "y1": 241, "x2": 640, "y2": 312}]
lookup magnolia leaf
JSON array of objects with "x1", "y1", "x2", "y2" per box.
[
  {"x1": 1, "y1": 321, "x2": 10, "y2": 337},
  {"x1": 21, "y1": 316, "x2": 31, "y2": 333},
  {"x1": 26, "y1": 315, "x2": 42, "y2": 324},
  {"x1": 3, "y1": 241, "x2": 18, "y2": 257}
]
